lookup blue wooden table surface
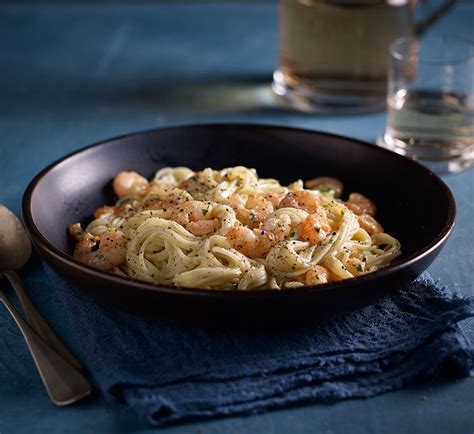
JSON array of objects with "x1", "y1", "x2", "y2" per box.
[{"x1": 0, "y1": 3, "x2": 472, "y2": 434}]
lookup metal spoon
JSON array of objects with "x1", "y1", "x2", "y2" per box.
[{"x1": 0, "y1": 204, "x2": 92, "y2": 405}]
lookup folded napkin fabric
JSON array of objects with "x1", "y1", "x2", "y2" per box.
[{"x1": 44, "y1": 265, "x2": 473, "y2": 426}]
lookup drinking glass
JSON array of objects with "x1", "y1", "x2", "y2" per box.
[
  {"x1": 271, "y1": 0, "x2": 454, "y2": 114},
  {"x1": 272, "y1": 0, "x2": 413, "y2": 113},
  {"x1": 378, "y1": 35, "x2": 474, "y2": 174}
]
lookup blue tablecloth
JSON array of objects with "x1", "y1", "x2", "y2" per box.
[{"x1": 0, "y1": 3, "x2": 472, "y2": 434}]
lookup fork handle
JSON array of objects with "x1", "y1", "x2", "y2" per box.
[
  {"x1": 0, "y1": 289, "x2": 92, "y2": 406},
  {"x1": 4, "y1": 270, "x2": 82, "y2": 371}
]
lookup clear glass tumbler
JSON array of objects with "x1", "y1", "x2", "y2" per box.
[{"x1": 378, "y1": 35, "x2": 474, "y2": 174}]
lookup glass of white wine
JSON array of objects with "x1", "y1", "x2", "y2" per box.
[{"x1": 378, "y1": 35, "x2": 474, "y2": 174}]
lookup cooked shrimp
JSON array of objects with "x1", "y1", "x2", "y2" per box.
[
  {"x1": 68, "y1": 222, "x2": 84, "y2": 241},
  {"x1": 73, "y1": 229, "x2": 127, "y2": 271},
  {"x1": 113, "y1": 171, "x2": 149, "y2": 198},
  {"x1": 305, "y1": 265, "x2": 330, "y2": 285},
  {"x1": 178, "y1": 170, "x2": 218, "y2": 199},
  {"x1": 279, "y1": 191, "x2": 320, "y2": 214},
  {"x1": 345, "y1": 193, "x2": 377, "y2": 216},
  {"x1": 262, "y1": 192, "x2": 282, "y2": 207},
  {"x1": 262, "y1": 215, "x2": 292, "y2": 241},
  {"x1": 187, "y1": 220, "x2": 220, "y2": 237},
  {"x1": 305, "y1": 177, "x2": 343, "y2": 198},
  {"x1": 94, "y1": 206, "x2": 125, "y2": 219},
  {"x1": 168, "y1": 201, "x2": 220, "y2": 237},
  {"x1": 230, "y1": 193, "x2": 274, "y2": 228},
  {"x1": 299, "y1": 209, "x2": 332, "y2": 245},
  {"x1": 142, "y1": 180, "x2": 171, "y2": 196},
  {"x1": 227, "y1": 226, "x2": 276, "y2": 259},
  {"x1": 139, "y1": 188, "x2": 192, "y2": 211},
  {"x1": 226, "y1": 216, "x2": 291, "y2": 259},
  {"x1": 358, "y1": 213, "x2": 383, "y2": 235},
  {"x1": 345, "y1": 257, "x2": 365, "y2": 276}
]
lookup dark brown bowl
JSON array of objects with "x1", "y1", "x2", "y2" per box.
[{"x1": 22, "y1": 124, "x2": 455, "y2": 321}]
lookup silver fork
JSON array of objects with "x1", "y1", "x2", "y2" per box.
[
  {"x1": 0, "y1": 204, "x2": 92, "y2": 405},
  {"x1": 0, "y1": 285, "x2": 92, "y2": 406}
]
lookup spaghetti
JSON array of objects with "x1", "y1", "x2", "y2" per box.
[{"x1": 69, "y1": 166, "x2": 401, "y2": 290}]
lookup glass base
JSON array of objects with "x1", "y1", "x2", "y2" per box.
[
  {"x1": 272, "y1": 69, "x2": 386, "y2": 115},
  {"x1": 377, "y1": 134, "x2": 474, "y2": 174}
]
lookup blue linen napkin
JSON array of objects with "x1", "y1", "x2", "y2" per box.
[{"x1": 44, "y1": 265, "x2": 473, "y2": 426}]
